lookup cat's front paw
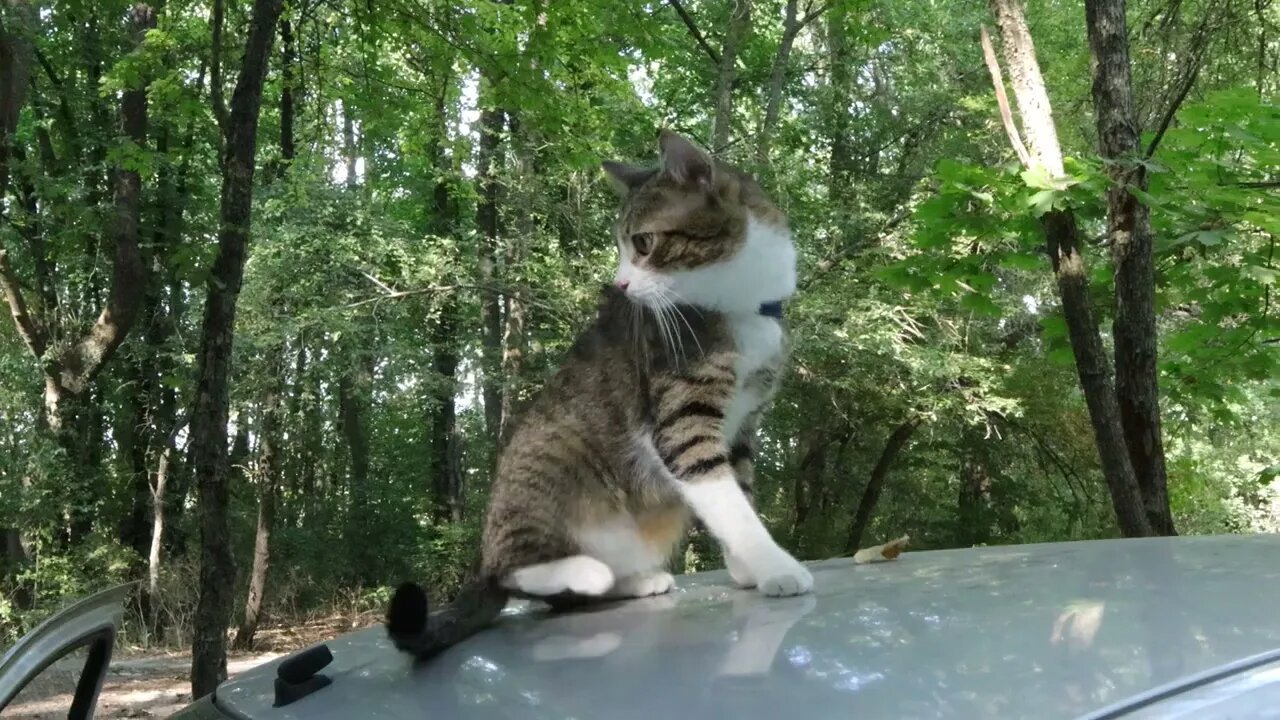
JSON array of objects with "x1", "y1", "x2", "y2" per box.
[
  {"x1": 612, "y1": 570, "x2": 676, "y2": 598},
  {"x1": 750, "y1": 550, "x2": 813, "y2": 597}
]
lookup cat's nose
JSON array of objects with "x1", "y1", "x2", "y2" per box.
[{"x1": 614, "y1": 279, "x2": 630, "y2": 291}]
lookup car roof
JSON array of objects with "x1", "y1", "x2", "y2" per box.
[{"x1": 214, "y1": 534, "x2": 1280, "y2": 719}]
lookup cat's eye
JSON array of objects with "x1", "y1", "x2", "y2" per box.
[{"x1": 631, "y1": 232, "x2": 654, "y2": 255}]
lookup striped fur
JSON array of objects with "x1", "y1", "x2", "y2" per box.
[{"x1": 387, "y1": 131, "x2": 807, "y2": 661}]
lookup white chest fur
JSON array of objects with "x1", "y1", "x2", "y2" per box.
[{"x1": 723, "y1": 314, "x2": 784, "y2": 440}]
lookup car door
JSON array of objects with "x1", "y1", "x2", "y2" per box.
[{"x1": 0, "y1": 583, "x2": 132, "y2": 719}]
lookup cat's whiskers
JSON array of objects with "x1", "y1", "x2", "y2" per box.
[
  {"x1": 655, "y1": 290, "x2": 688, "y2": 362},
  {"x1": 651, "y1": 289, "x2": 686, "y2": 364},
  {"x1": 657, "y1": 286, "x2": 704, "y2": 359}
]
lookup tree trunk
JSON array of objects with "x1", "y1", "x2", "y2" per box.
[
  {"x1": 790, "y1": 426, "x2": 833, "y2": 550},
  {"x1": 712, "y1": 0, "x2": 751, "y2": 152},
  {"x1": 846, "y1": 419, "x2": 918, "y2": 553},
  {"x1": 1083, "y1": 0, "x2": 1175, "y2": 536},
  {"x1": 0, "y1": 0, "x2": 34, "y2": 566},
  {"x1": 0, "y1": 0, "x2": 34, "y2": 201},
  {"x1": 476, "y1": 94, "x2": 506, "y2": 449},
  {"x1": 756, "y1": 0, "x2": 801, "y2": 167},
  {"x1": 2, "y1": 3, "x2": 151, "y2": 548},
  {"x1": 424, "y1": 74, "x2": 464, "y2": 522},
  {"x1": 824, "y1": 3, "x2": 859, "y2": 250},
  {"x1": 987, "y1": 0, "x2": 1064, "y2": 172},
  {"x1": 429, "y1": 301, "x2": 464, "y2": 523},
  {"x1": 120, "y1": 357, "x2": 153, "y2": 558},
  {"x1": 500, "y1": 117, "x2": 539, "y2": 443},
  {"x1": 189, "y1": 0, "x2": 283, "y2": 699},
  {"x1": 233, "y1": 346, "x2": 285, "y2": 650},
  {"x1": 984, "y1": 0, "x2": 1152, "y2": 537},
  {"x1": 957, "y1": 435, "x2": 993, "y2": 547},
  {"x1": 339, "y1": 353, "x2": 374, "y2": 582}
]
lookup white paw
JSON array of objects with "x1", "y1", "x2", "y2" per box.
[
  {"x1": 725, "y1": 552, "x2": 756, "y2": 588},
  {"x1": 749, "y1": 550, "x2": 813, "y2": 597},
  {"x1": 508, "y1": 555, "x2": 616, "y2": 597},
  {"x1": 613, "y1": 571, "x2": 675, "y2": 598}
]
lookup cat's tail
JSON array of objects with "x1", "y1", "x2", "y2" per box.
[{"x1": 386, "y1": 577, "x2": 509, "y2": 660}]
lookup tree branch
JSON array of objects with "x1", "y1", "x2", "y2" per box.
[
  {"x1": 0, "y1": 248, "x2": 47, "y2": 358},
  {"x1": 799, "y1": 0, "x2": 834, "y2": 27},
  {"x1": 801, "y1": 207, "x2": 911, "y2": 290},
  {"x1": 980, "y1": 25, "x2": 1032, "y2": 169},
  {"x1": 1144, "y1": 9, "x2": 1214, "y2": 160},
  {"x1": 667, "y1": 0, "x2": 722, "y2": 66}
]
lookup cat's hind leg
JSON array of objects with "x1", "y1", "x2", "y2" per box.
[{"x1": 503, "y1": 555, "x2": 616, "y2": 597}]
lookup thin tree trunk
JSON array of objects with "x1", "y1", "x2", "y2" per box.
[
  {"x1": 429, "y1": 301, "x2": 463, "y2": 523},
  {"x1": 189, "y1": 0, "x2": 283, "y2": 698},
  {"x1": 424, "y1": 71, "x2": 464, "y2": 522},
  {"x1": 957, "y1": 433, "x2": 993, "y2": 547},
  {"x1": 233, "y1": 346, "x2": 285, "y2": 650},
  {"x1": 0, "y1": 0, "x2": 34, "y2": 202},
  {"x1": 790, "y1": 426, "x2": 832, "y2": 549},
  {"x1": 0, "y1": 12, "x2": 33, "y2": 568},
  {"x1": 338, "y1": 353, "x2": 374, "y2": 582},
  {"x1": 476, "y1": 94, "x2": 506, "y2": 449},
  {"x1": 712, "y1": 0, "x2": 751, "y2": 152},
  {"x1": 147, "y1": 442, "x2": 172, "y2": 600},
  {"x1": 1084, "y1": 0, "x2": 1175, "y2": 536},
  {"x1": 825, "y1": 4, "x2": 858, "y2": 248},
  {"x1": 846, "y1": 419, "x2": 918, "y2": 553},
  {"x1": 756, "y1": 0, "x2": 801, "y2": 167},
  {"x1": 984, "y1": 0, "x2": 1152, "y2": 537},
  {"x1": 500, "y1": 118, "x2": 538, "y2": 443}
]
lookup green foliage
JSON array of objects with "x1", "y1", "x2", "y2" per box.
[{"x1": 2, "y1": 0, "x2": 1278, "y2": 650}]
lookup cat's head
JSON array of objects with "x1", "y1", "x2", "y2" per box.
[{"x1": 602, "y1": 130, "x2": 795, "y2": 315}]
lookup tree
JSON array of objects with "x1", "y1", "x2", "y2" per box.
[
  {"x1": 982, "y1": 0, "x2": 1152, "y2": 537},
  {"x1": 189, "y1": 0, "x2": 284, "y2": 697},
  {"x1": 1084, "y1": 0, "x2": 1177, "y2": 535}
]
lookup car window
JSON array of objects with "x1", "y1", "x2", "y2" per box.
[{"x1": 0, "y1": 643, "x2": 90, "y2": 719}]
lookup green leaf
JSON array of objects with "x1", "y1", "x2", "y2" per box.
[
  {"x1": 1020, "y1": 165, "x2": 1077, "y2": 191},
  {"x1": 1039, "y1": 315, "x2": 1068, "y2": 341},
  {"x1": 960, "y1": 292, "x2": 1001, "y2": 316},
  {"x1": 1026, "y1": 189, "x2": 1062, "y2": 217},
  {"x1": 998, "y1": 252, "x2": 1045, "y2": 271},
  {"x1": 1243, "y1": 265, "x2": 1279, "y2": 285},
  {"x1": 1047, "y1": 346, "x2": 1075, "y2": 367}
]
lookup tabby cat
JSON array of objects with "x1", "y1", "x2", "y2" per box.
[{"x1": 387, "y1": 130, "x2": 811, "y2": 660}]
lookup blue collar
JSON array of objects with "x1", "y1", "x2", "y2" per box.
[{"x1": 758, "y1": 301, "x2": 784, "y2": 319}]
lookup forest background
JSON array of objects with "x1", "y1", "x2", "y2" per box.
[{"x1": 1, "y1": 0, "x2": 1277, "y2": 697}]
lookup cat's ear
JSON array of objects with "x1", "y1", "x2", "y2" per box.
[
  {"x1": 658, "y1": 129, "x2": 713, "y2": 188},
  {"x1": 601, "y1": 161, "x2": 654, "y2": 196}
]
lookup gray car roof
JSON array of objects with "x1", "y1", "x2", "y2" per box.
[{"x1": 214, "y1": 534, "x2": 1280, "y2": 719}]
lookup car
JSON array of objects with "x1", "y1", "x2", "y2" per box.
[{"x1": 6, "y1": 534, "x2": 1280, "y2": 719}]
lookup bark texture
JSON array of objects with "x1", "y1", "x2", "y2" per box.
[
  {"x1": 190, "y1": 0, "x2": 283, "y2": 698},
  {"x1": 712, "y1": 0, "x2": 752, "y2": 152},
  {"x1": 233, "y1": 347, "x2": 285, "y2": 650},
  {"x1": 1084, "y1": 0, "x2": 1175, "y2": 535},
  {"x1": 985, "y1": 0, "x2": 1153, "y2": 537},
  {"x1": 476, "y1": 95, "x2": 506, "y2": 448}
]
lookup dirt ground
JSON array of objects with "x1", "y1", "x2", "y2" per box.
[{"x1": 3, "y1": 615, "x2": 376, "y2": 719}]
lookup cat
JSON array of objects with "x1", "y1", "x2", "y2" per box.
[{"x1": 386, "y1": 129, "x2": 811, "y2": 661}]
